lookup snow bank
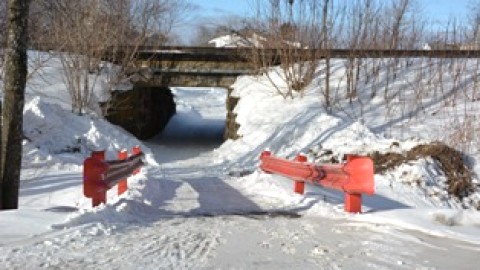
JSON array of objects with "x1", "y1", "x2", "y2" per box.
[
  {"x1": 23, "y1": 97, "x2": 151, "y2": 163},
  {"x1": 20, "y1": 52, "x2": 156, "y2": 169},
  {"x1": 216, "y1": 64, "x2": 480, "y2": 242}
]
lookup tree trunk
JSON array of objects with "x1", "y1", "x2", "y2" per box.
[
  {"x1": 1, "y1": 0, "x2": 30, "y2": 210},
  {"x1": 322, "y1": 0, "x2": 330, "y2": 110}
]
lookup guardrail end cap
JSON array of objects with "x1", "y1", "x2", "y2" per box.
[{"x1": 260, "y1": 150, "x2": 272, "y2": 158}]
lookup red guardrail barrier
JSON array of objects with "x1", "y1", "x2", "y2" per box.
[
  {"x1": 259, "y1": 150, "x2": 374, "y2": 213},
  {"x1": 83, "y1": 146, "x2": 144, "y2": 207}
]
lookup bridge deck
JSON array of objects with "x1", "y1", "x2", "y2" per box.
[
  {"x1": 114, "y1": 46, "x2": 480, "y2": 88},
  {"x1": 107, "y1": 46, "x2": 480, "y2": 62},
  {"x1": 150, "y1": 68, "x2": 254, "y2": 76}
]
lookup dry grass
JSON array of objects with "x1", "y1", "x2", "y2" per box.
[{"x1": 370, "y1": 142, "x2": 474, "y2": 198}]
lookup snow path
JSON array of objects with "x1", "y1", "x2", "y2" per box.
[
  {"x1": 1, "y1": 83, "x2": 479, "y2": 269},
  {"x1": 3, "y1": 147, "x2": 478, "y2": 270}
]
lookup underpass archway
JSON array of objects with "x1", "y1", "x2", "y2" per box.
[{"x1": 146, "y1": 87, "x2": 228, "y2": 163}]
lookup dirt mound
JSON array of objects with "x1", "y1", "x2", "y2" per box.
[{"x1": 370, "y1": 142, "x2": 473, "y2": 198}]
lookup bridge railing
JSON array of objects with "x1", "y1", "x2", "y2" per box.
[
  {"x1": 31, "y1": 43, "x2": 480, "y2": 60},
  {"x1": 112, "y1": 46, "x2": 480, "y2": 61},
  {"x1": 83, "y1": 146, "x2": 144, "y2": 207}
]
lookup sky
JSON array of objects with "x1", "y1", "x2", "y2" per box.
[
  {"x1": 179, "y1": 0, "x2": 473, "y2": 44},
  {"x1": 176, "y1": 0, "x2": 472, "y2": 44},
  {"x1": 426, "y1": 0, "x2": 471, "y2": 23},
  {"x1": 189, "y1": 0, "x2": 470, "y2": 23},
  {"x1": 190, "y1": 0, "x2": 252, "y2": 18}
]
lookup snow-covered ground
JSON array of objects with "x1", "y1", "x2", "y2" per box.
[{"x1": 0, "y1": 52, "x2": 480, "y2": 269}]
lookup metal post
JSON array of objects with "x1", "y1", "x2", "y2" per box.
[
  {"x1": 132, "y1": 146, "x2": 141, "y2": 175},
  {"x1": 83, "y1": 151, "x2": 107, "y2": 207},
  {"x1": 294, "y1": 153, "x2": 307, "y2": 194},
  {"x1": 118, "y1": 150, "x2": 128, "y2": 195},
  {"x1": 345, "y1": 193, "x2": 362, "y2": 213}
]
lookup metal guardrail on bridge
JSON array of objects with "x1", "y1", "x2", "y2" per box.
[
  {"x1": 31, "y1": 44, "x2": 480, "y2": 61},
  {"x1": 117, "y1": 46, "x2": 480, "y2": 62}
]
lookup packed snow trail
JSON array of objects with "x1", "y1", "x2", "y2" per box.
[
  {"x1": 2, "y1": 84, "x2": 480, "y2": 269},
  {"x1": 1, "y1": 172, "x2": 479, "y2": 269},
  {"x1": 2, "y1": 155, "x2": 479, "y2": 269}
]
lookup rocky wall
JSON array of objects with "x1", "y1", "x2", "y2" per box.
[
  {"x1": 224, "y1": 87, "x2": 240, "y2": 140},
  {"x1": 101, "y1": 86, "x2": 176, "y2": 140}
]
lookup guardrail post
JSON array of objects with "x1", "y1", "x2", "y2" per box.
[
  {"x1": 294, "y1": 153, "x2": 307, "y2": 195},
  {"x1": 118, "y1": 149, "x2": 128, "y2": 195},
  {"x1": 132, "y1": 146, "x2": 141, "y2": 175},
  {"x1": 344, "y1": 155, "x2": 362, "y2": 213},
  {"x1": 83, "y1": 151, "x2": 107, "y2": 207},
  {"x1": 345, "y1": 193, "x2": 362, "y2": 213}
]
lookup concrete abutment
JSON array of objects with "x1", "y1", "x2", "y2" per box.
[
  {"x1": 101, "y1": 85, "x2": 241, "y2": 141},
  {"x1": 224, "y1": 87, "x2": 240, "y2": 140},
  {"x1": 101, "y1": 85, "x2": 176, "y2": 140}
]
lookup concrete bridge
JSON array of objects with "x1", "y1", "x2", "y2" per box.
[
  {"x1": 105, "y1": 47, "x2": 256, "y2": 88},
  {"x1": 105, "y1": 46, "x2": 480, "y2": 88},
  {"x1": 104, "y1": 46, "x2": 480, "y2": 88},
  {"x1": 101, "y1": 46, "x2": 480, "y2": 140},
  {"x1": 102, "y1": 47, "x2": 256, "y2": 140}
]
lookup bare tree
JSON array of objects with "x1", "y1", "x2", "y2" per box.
[
  {"x1": 248, "y1": 0, "x2": 324, "y2": 99},
  {"x1": 44, "y1": 0, "x2": 112, "y2": 115},
  {"x1": 0, "y1": 1, "x2": 6, "y2": 46},
  {"x1": 388, "y1": 0, "x2": 410, "y2": 49},
  {"x1": 321, "y1": 0, "x2": 331, "y2": 109},
  {"x1": 343, "y1": 0, "x2": 366, "y2": 102},
  {"x1": 192, "y1": 17, "x2": 249, "y2": 46},
  {"x1": 38, "y1": 0, "x2": 189, "y2": 115},
  {"x1": 1, "y1": 0, "x2": 31, "y2": 210},
  {"x1": 381, "y1": 0, "x2": 413, "y2": 105}
]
